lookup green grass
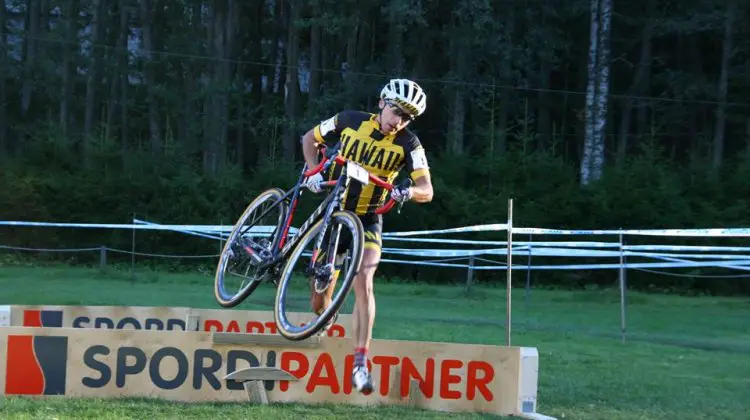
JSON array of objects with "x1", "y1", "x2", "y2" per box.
[{"x1": 1, "y1": 264, "x2": 749, "y2": 419}]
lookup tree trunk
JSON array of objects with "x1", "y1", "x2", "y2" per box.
[
  {"x1": 309, "y1": 21, "x2": 321, "y2": 108},
  {"x1": 537, "y1": 60, "x2": 551, "y2": 150},
  {"x1": 591, "y1": 0, "x2": 612, "y2": 182},
  {"x1": 617, "y1": 1, "x2": 653, "y2": 165},
  {"x1": 139, "y1": 0, "x2": 162, "y2": 154},
  {"x1": 495, "y1": 9, "x2": 515, "y2": 158},
  {"x1": 21, "y1": 0, "x2": 40, "y2": 120},
  {"x1": 213, "y1": 0, "x2": 234, "y2": 168},
  {"x1": 386, "y1": 0, "x2": 403, "y2": 73},
  {"x1": 712, "y1": 0, "x2": 736, "y2": 171},
  {"x1": 450, "y1": 88, "x2": 466, "y2": 155},
  {"x1": 119, "y1": 16, "x2": 129, "y2": 160},
  {"x1": 246, "y1": 0, "x2": 263, "y2": 167},
  {"x1": 580, "y1": 0, "x2": 611, "y2": 186},
  {"x1": 83, "y1": 0, "x2": 105, "y2": 138},
  {"x1": 344, "y1": 21, "x2": 359, "y2": 106},
  {"x1": 270, "y1": 0, "x2": 286, "y2": 95},
  {"x1": 203, "y1": 0, "x2": 228, "y2": 176},
  {"x1": 283, "y1": 0, "x2": 300, "y2": 162},
  {"x1": 84, "y1": 0, "x2": 104, "y2": 148},
  {"x1": 448, "y1": 15, "x2": 467, "y2": 155},
  {"x1": 106, "y1": 0, "x2": 127, "y2": 143},
  {"x1": 580, "y1": 0, "x2": 600, "y2": 185},
  {"x1": 536, "y1": 10, "x2": 550, "y2": 150},
  {"x1": 60, "y1": 0, "x2": 78, "y2": 136},
  {"x1": 0, "y1": 1, "x2": 9, "y2": 154},
  {"x1": 180, "y1": 0, "x2": 202, "y2": 161}
]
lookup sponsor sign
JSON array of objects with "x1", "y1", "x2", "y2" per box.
[
  {"x1": 0, "y1": 326, "x2": 542, "y2": 417},
  {"x1": 1, "y1": 305, "x2": 351, "y2": 337}
]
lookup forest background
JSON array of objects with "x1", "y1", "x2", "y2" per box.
[{"x1": 2, "y1": 0, "x2": 749, "y2": 295}]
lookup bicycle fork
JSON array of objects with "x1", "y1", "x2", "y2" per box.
[{"x1": 308, "y1": 177, "x2": 348, "y2": 284}]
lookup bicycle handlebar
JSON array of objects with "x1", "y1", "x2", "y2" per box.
[{"x1": 302, "y1": 145, "x2": 407, "y2": 215}]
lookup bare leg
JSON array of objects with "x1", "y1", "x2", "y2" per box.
[{"x1": 352, "y1": 246, "x2": 381, "y2": 366}]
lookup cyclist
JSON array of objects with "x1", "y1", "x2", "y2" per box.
[{"x1": 299, "y1": 78, "x2": 434, "y2": 394}]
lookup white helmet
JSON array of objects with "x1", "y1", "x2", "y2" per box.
[{"x1": 380, "y1": 78, "x2": 427, "y2": 117}]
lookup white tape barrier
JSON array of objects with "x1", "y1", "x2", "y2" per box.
[
  {"x1": 4, "y1": 219, "x2": 750, "y2": 271},
  {"x1": 4, "y1": 219, "x2": 750, "y2": 237}
]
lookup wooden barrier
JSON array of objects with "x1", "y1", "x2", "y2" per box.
[
  {"x1": 0, "y1": 304, "x2": 352, "y2": 337},
  {"x1": 0, "y1": 327, "x2": 555, "y2": 419}
]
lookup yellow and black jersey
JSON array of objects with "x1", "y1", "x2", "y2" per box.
[{"x1": 312, "y1": 110, "x2": 430, "y2": 216}]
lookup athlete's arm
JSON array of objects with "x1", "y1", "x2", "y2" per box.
[
  {"x1": 402, "y1": 134, "x2": 433, "y2": 203},
  {"x1": 301, "y1": 129, "x2": 320, "y2": 171},
  {"x1": 301, "y1": 112, "x2": 351, "y2": 171},
  {"x1": 409, "y1": 172, "x2": 433, "y2": 203}
]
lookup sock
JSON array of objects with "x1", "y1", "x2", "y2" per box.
[{"x1": 354, "y1": 347, "x2": 368, "y2": 368}]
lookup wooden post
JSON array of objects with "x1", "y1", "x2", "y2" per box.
[
  {"x1": 506, "y1": 198, "x2": 513, "y2": 347},
  {"x1": 465, "y1": 255, "x2": 475, "y2": 292},
  {"x1": 99, "y1": 245, "x2": 107, "y2": 271}
]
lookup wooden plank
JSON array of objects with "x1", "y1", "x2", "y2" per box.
[
  {"x1": 211, "y1": 332, "x2": 321, "y2": 348},
  {"x1": 224, "y1": 367, "x2": 299, "y2": 382}
]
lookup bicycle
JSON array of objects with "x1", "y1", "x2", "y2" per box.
[{"x1": 213, "y1": 141, "x2": 410, "y2": 341}]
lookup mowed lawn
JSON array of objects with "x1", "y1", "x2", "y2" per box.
[{"x1": 0, "y1": 265, "x2": 748, "y2": 419}]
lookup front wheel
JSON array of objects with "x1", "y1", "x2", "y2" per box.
[
  {"x1": 214, "y1": 187, "x2": 288, "y2": 308},
  {"x1": 274, "y1": 210, "x2": 364, "y2": 341}
]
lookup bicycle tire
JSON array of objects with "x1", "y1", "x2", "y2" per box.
[
  {"x1": 214, "y1": 187, "x2": 288, "y2": 308},
  {"x1": 274, "y1": 209, "x2": 365, "y2": 341}
]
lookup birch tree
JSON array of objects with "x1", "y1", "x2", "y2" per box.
[{"x1": 580, "y1": 0, "x2": 612, "y2": 186}]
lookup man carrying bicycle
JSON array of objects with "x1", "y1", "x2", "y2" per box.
[{"x1": 299, "y1": 78, "x2": 434, "y2": 394}]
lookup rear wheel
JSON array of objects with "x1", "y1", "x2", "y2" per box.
[
  {"x1": 274, "y1": 210, "x2": 364, "y2": 341},
  {"x1": 214, "y1": 188, "x2": 288, "y2": 308}
]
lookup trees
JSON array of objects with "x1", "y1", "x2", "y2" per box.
[{"x1": 1, "y1": 0, "x2": 749, "y2": 294}]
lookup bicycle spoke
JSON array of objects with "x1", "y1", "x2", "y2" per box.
[{"x1": 215, "y1": 188, "x2": 287, "y2": 307}]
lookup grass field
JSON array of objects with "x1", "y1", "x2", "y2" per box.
[{"x1": 0, "y1": 264, "x2": 748, "y2": 419}]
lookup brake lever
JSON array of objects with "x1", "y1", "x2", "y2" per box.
[{"x1": 396, "y1": 178, "x2": 413, "y2": 215}]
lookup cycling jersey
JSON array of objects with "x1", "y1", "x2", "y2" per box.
[{"x1": 312, "y1": 110, "x2": 430, "y2": 216}]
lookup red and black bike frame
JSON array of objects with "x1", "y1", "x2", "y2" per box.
[{"x1": 243, "y1": 142, "x2": 399, "y2": 271}]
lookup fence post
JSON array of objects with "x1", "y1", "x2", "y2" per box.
[
  {"x1": 465, "y1": 255, "x2": 475, "y2": 293},
  {"x1": 506, "y1": 198, "x2": 513, "y2": 347},
  {"x1": 99, "y1": 245, "x2": 107, "y2": 271},
  {"x1": 619, "y1": 231, "x2": 627, "y2": 343},
  {"x1": 524, "y1": 233, "x2": 532, "y2": 311},
  {"x1": 131, "y1": 213, "x2": 136, "y2": 283}
]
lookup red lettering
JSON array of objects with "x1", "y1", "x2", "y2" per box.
[
  {"x1": 245, "y1": 321, "x2": 264, "y2": 334},
  {"x1": 372, "y1": 356, "x2": 399, "y2": 396},
  {"x1": 203, "y1": 319, "x2": 223, "y2": 332},
  {"x1": 327, "y1": 324, "x2": 345, "y2": 337},
  {"x1": 306, "y1": 353, "x2": 339, "y2": 394},
  {"x1": 264, "y1": 322, "x2": 277, "y2": 334},
  {"x1": 439, "y1": 360, "x2": 463, "y2": 399},
  {"x1": 280, "y1": 351, "x2": 309, "y2": 391},
  {"x1": 226, "y1": 320, "x2": 240, "y2": 333},
  {"x1": 400, "y1": 357, "x2": 435, "y2": 398},
  {"x1": 343, "y1": 355, "x2": 354, "y2": 394},
  {"x1": 467, "y1": 361, "x2": 494, "y2": 401}
]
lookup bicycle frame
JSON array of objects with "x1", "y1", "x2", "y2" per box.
[{"x1": 241, "y1": 143, "x2": 400, "y2": 271}]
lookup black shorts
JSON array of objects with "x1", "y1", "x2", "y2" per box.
[
  {"x1": 315, "y1": 213, "x2": 383, "y2": 267},
  {"x1": 359, "y1": 213, "x2": 383, "y2": 251}
]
